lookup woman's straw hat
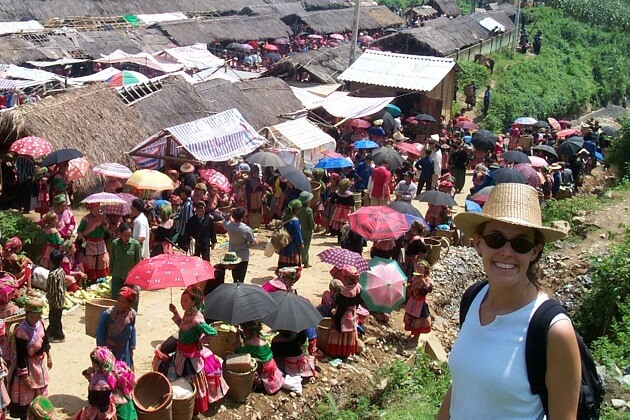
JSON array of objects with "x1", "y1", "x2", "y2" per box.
[{"x1": 453, "y1": 183, "x2": 566, "y2": 243}]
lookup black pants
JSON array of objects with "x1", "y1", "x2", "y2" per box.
[
  {"x1": 232, "y1": 260, "x2": 248, "y2": 283},
  {"x1": 16, "y1": 179, "x2": 33, "y2": 212},
  {"x1": 47, "y1": 307, "x2": 64, "y2": 340},
  {"x1": 194, "y1": 242, "x2": 210, "y2": 261}
]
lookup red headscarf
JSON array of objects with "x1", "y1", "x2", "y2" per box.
[{"x1": 118, "y1": 286, "x2": 137, "y2": 304}]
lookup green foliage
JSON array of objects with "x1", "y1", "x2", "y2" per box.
[
  {"x1": 541, "y1": 195, "x2": 602, "y2": 228},
  {"x1": 457, "y1": 61, "x2": 491, "y2": 93},
  {"x1": 606, "y1": 116, "x2": 630, "y2": 179},
  {"x1": 544, "y1": 0, "x2": 630, "y2": 32},
  {"x1": 0, "y1": 211, "x2": 45, "y2": 260},
  {"x1": 575, "y1": 233, "x2": 630, "y2": 343},
  {"x1": 591, "y1": 300, "x2": 630, "y2": 368}
]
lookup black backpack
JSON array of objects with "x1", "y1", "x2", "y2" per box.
[{"x1": 459, "y1": 281, "x2": 604, "y2": 420}]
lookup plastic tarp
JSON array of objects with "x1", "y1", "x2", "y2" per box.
[
  {"x1": 265, "y1": 118, "x2": 336, "y2": 165},
  {"x1": 27, "y1": 58, "x2": 88, "y2": 68},
  {"x1": 0, "y1": 20, "x2": 44, "y2": 35},
  {"x1": 190, "y1": 66, "x2": 260, "y2": 83},
  {"x1": 95, "y1": 50, "x2": 183, "y2": 73},
  {"x1": 69, "y1": 67, "x2": 121, "y2": 83},
  {"x1": 0, "y1": 78, "x2": 44, "y2": 91},
  {"x1": 0, "y1": 65, "x2": 64, "y2": 82},
  {"x1": 479, "y1": 17, "x2": 505, "y2": 33},
  {"x1": 158, "y1": 44, "x2": 224, "y2": 70},
  {"x1": 291, "y1": 87, "x2": 394, "y2": 120},
  {"x1": 136, "y1": 13, "x2": 188, "y2": 25},
  {"x1": 131, "y1": 108, "x2": 266, "y2": 162}
]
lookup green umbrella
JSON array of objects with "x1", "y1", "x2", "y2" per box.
[{"x1": 359, "y1": 257, "x2": 407, "y2": 313}]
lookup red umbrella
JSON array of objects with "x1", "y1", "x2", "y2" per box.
[
  {"x1": 547, "y1": 117, "x2": 561, "y2": 131},
  {"x1": 198, "y1": 169, "x2": 231, "y2": 193},
  {"x1": 329, "y1": 33, "x2": 344, "y2": 41},
  {"x1": 263, "y1": 44, "x2": 279, "y2": 52},
  {"x1": 405, "y1": 117, "x2": 418, "y2": 124},
  {"x1": 348, "y1": 206, "x2": 409, "y2": 241},
  {"x1": 66, "y1": 157, "x2": 90, "y2": 181},
  {"x1": 455, "y1": 120, "x2": 479, "y2": 130},
  {"x1": 9, "y1": 136, "x2": 53, "y2": 158},
  {"x1": 556, "y1": 128, "x2": 581, "y2": 139},
  {"x1": 125, "y1": 254, "x2": 215, "y2": 291},
  {"x1": 394, "y1": 142, "x2": 423, "y2": 157},
  {"x1": 349, "y1": 119, "x2": 371, "y2": 129},
  {"x1": 513, "y1": 163, "x2": 541, "y2": 188},
  {"x1": 558, "y1": 119, "x2": 572, "y2": 129}
]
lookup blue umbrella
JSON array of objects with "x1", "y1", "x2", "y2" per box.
[
  {"x1": 368, "y1": 126, "x2": 386, "y2": 137},
  {"x1": 404, "y1": 214, "x2": 431, "y2": 231},
  {"x1": 595, "y1": 151, "x2": 604, "y2": 162},
  {"x1": 465, "y1": 200, "x2": 483, "y2": 213},
  {"x1": 314, "y1": 157, "x2": 353, "y2": 169},
  {"x1": 353, "y1": 140, "x2": 379, "y2": 149},
  {"x1": 385, "y1": 104, "x2": 402, "y2": 117}
]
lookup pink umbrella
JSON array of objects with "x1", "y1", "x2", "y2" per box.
[
  {"x1": 81, "y1": 192, "x2": 127, "y2": 205},
  {"x1": 101, "y1": 201, "x2": 131, "y2": 216},
  {"x1": 263, "y1": 44, "x2": 279, "y2": 52},
  {"x1": 359, "y1": 257, "x2": 407, "y2": 313},
  {"x1": 9, "y1": 136, "x2": 53, "y2": 158},
  {"x1": 513, "y1": 163, "x2": 541, "y2": 188},
  {"x1": 66, "y1": 157, "x2": 90, "y2": 181},
  {"x1": 307, "y1": 34, "x2": 323, "y2": 39},
  {"x1": 349, "y1": 119, "x2": 371, "y2": 129},
  {"x1": 395, "y1": 142, "x2": 423, "y2": 157},
  {"x1": 93, "y1": 162, "x2": 133, "y2": 179},
  {"x1": 116, "y1": 193, "x2": 138, "y2": 205},
  {"x1": 241, "y1": 43, "x2": 254, "y2": 51},
  {"x1": 198, "y1": 169, "x2": 231, "y2": 192},
  {"x1": 547, "y1": 117, "x2": 561, "y2": 131},
  {"x1": 556, "y1": 128, "x2": 580, "y2": 139},
  {"x1": 358, "y1": 35, "x2": 374, "y2": 43},
  {"x1": 528, "y1": 155, "x2": 549, "y2": 168},
  {"x1": 322, "y1": 150, "x2": 344, "y2": 158},
  {"x1": 329, "y1": 33, "x2": 344, "y2": 41},
  {"x1": 455, "y1": 120, "x2": 479, "y2": 130},
  {"x1": 317, "y1": 248, "x2": 370, "y2": 273}
]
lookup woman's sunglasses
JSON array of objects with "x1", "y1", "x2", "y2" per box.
[{"x1": 482, "y1": 232, "x2": 536, "y2": 254}]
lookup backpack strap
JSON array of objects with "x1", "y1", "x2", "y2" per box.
[
  {"x1": 525, "y1": 298, "x2": 568, "y2": 416},
  {"x1": 459, "y1": 280, "x2": 488, "y2": 327}
]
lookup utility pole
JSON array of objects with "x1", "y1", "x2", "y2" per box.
[
  {"x1": 511, "y1": 0, "x2": 522, "y2": 58},
  {"x1": 349, "y1": 0, "x2": 361, "y2": 66}
]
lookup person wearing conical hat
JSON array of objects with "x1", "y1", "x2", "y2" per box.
[{"x1": 438, "y1": 183, "x2": 580, "y2": 419}]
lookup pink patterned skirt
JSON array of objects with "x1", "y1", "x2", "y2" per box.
[
  {"x1": 283, "y1": 355, "x2": 316, "y2": 378},
  {"x1": 256, "y1": 359, "x2": 284, "y2": 395},
  {"x1": 330, "y1": 205, "x2": 352, "y2": 231}
]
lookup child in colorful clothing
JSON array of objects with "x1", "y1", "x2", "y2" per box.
[
  {"x1": 327, "y1": 266, "x2": 363, "y2": 358},
  {"x1": 60, "y1": 240, "x2": 87, "y2": 292},
  {"x1": 111, "y1": 360, "x2": 136, "y2": 420},
  {"x1": 76, "y1": 346, "x2": 117, "y2": 420},
  {"x1": 8, "y1": 299, "x2": 52, "y2": 420},
  {"x1": 1, "y1": 237, "x2": 33, "y2": 294},
  {"x1": 39, "y1": 212, "x2": 63, "y2": 269},
  {"x1": 77, "y1": 203, "x2": 109, "y2": 282},
  {"x1": 261, "y1": 266, "x2": 301, "y2": 293},
  {"x1": 236, "y1": 320, "x2": 284, "y2": 394},
  {"x1": 404, "y1": 259, "x2": 433, "y2": 341},
  {"x1": 168, "y1": 286, "x2": 223, "y2": 414}
]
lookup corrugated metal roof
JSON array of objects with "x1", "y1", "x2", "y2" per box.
[
  {"x1": 338, "y1": 50, "x2": 456, "y2": 92},
  {"x1": 268, "y1": 118, "x2": 335, "y2": 151}
]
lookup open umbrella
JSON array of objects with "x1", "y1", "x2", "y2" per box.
[
  {"x1": 106, "y1": 70, "x2": 149, "y2": 87},
  {"x1": 528, "y1": 155, "x2": 549, "y2": 168},
  {"x1": 126, "y1": 169, "x2": 174, "y2": 191},
  {"x1": 198, "y1": 169, "x2": 231, "y2": 192},
  {"x1": 471, "y1": 130, "x2": 497, "y2": 151},
  {"x1": 558, "y1": 119, "x2": 572, "y2": 128},
  {"x1": 600, "y1": 126, "x2": 618, "y2": 136},
  {"x1": 403, "y1": 214, "x2": 431, "y2": 231},
  {"x1": 358, "y1": 35, "x2": 374, "y2": 43},
  {"x1": 241, "y1": 43, "x2": 254, "y2": 51},
  {"x1": 465, "y1": 200, "x2": 483, "y2": 213},
  {"x1": 321, "y1": 150, "x2": 344, "y2": 158},
  {"x1": 101, "y1": 201, "x2": 131, "y2": 216},
  {"x1": 348, "y1": 206, "x2": 409, "y2": 241},
  {"x1": 307, "y1": 34, "x2": 323, "y2": 39},
  {"x1": 273, "y1": 38, "x2": 289, "y2": 45},
  {"x1": 454, "y1": 120, "x2": 478, "y2": 130},
  {"x1": 203, "y1": 283, "x2": 278, "y2": 325},
  {"x1": 513, "y1": 163, "x2": 541, "y2": 188},
  {"x1": 226, "y1": 42, "x2": 244, "y2": 50},
  {"x1": 557, "y1": 140, "x2": 582, "y2": 157},
  {"x1": 547, "y1": 117, "x2": 562, "y2": 131},
  {"x1": 395, "y1": 142, "x2": 423, "y2": 157},
  {"x1": 125, "y1": 254, "x2": 215, "y2": 300},
  {"x1": 40, "y1": 148, "x2": 84, "y2": 167},
  {"x1": 93, "y1": 162, "x2": 133, "y2": 179},
  {"x1": 116, "y1": 193, "x2": 137, "y2": 205},
  {"x1": 314, "y1": 157, "x2": 352, "y2": 169},
  {"x1": 246, "y1": 151, "x2": 285, "y2": 168},
  {"x1": 405, "y1": 116, "x2": 418, "y2": 124},
  {"x1": 502, "y1": 150, "x2": 531, "y2": 164},
  {"x1": 278, "y1": 166, "x2": 312, "y2": 192},
  {"x1": 415, "y1": 114, "x2": 436, "y2": 123},
  {"x1": 532, "y1": 144, "x2": 558, "y2": 158},
  {"x1": 9, "y1": 136, "x2": 53, "y2": 158},
  {"x1": 371, "y1": 147, "x2": 404, "y2": 171},
  {"x1": 387, "y1": 200, "x2": 422, "y2": 217},
  {"x1": 262, "y1": 292, "x2": 323, "y2": 333},
  {"x1": 66, "y1": 157, "x2": 90, "y2": 181},
  {"x1": 349, "y1": 119, "x2": 371, "y2": 129},
  {"x1": 416, "y1": 190, "x2": 457, "y2": 207},
  {"x1": 471, "y1": 186, "x2": 494, "y2": 206},
  {"x1": 81, "y1": 192, "x2": 126, "y2": 205},
  {"x1": 491, "y1": 168, "x2": 527, "y2": 184},
  {"x1": 385, "y1": 104, "x2": 402, "y2": 117},
  {"x1": 556, "y1": 128, "x2": 580, "y2": 139},
  {"x1": 534, "y1": 120, "x2": 549, "y2": 129},
  {"x1": 329, "y1": 33, "x2": 344, "y2": 41},
  {"x1": 317, "y1": 249, "x2": 370, "y2": 273},
  {"x1": 352, "y1": 140, "x2": 379, "y2": 149},
  {"x1": 359, "y1": 257, "x2": 407, "y2": 313},
  {"x1": 566, "y1": 136, "x2": 584, "y2": 146},
  {"x1": 367, "y1": 126, "x2": 386, "y2": 137},
  {"x1": 383, "y1": 28, "x2": 399, "y2": 34},
  {"x1": 514, "y1": 117, "x2": 537, "y2": 125},
  {"x1": 263, "y1": 44, "x2": 279, "y2": 52}
]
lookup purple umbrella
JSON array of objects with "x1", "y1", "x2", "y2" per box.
[
  {"x1": 241, "y1": 43, "x2": 254, "y2": 51},
  {"x1": 81, "y1": 192, "x2": 126, "y2": 205}
]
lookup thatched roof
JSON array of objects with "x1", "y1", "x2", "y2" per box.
[
  {"x1": 0, "y1": 36, "x2": 68, "y2": 64},
  {"x1": 238, "y1": 3, "x2": 307, "y2": 17},
  {"x1": 0, "y1": 85, "x2": 146, "y2": 194},
  {"x1": 290, "y1": 5, "x2": 404, "y2": 34},
  {"x1": 261, "y1": 43, "x2": 357, "y2": 84},
  {"x1": 157, "y1": 15, "x2": 292, "y2": 45},
  {"x1": 0, "y1": 0, "x2": 270, "y2": 21},
  {"x1": 428, "y1": 0, "x2": 461, "y2": 17}
]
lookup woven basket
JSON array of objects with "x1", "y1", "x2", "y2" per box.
[
  {"x1": 205, "y1": 322, "x2": 241, "y2": 359},
  {"x1": 3, "y1": 313, "x2": 25, "y2": 332},
  {"x1": 85, "y1": 298, "x2": 116, "y2": 338},
  {"x1": 224, "y1": 363, "x2": 257, "y2": 403},
  {"x1": 172, "y1": 381, "x2": 196, "y2": 420},
  {"x1": 316, "y1": 318, "x2": 332, "y2": 356},
  {"x1": 133, "y1": 372, "x2": 173, "y2": 420},
  {"x1": 248, "y1": 212, "x2": 263, "y2": 229}
]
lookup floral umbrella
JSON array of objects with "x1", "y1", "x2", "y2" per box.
[
  {"x1": 9, "y1": 136, "x2": 53, "y2": 158},
  {"x1": 348, "y1": 206, "x2": 409, "y2": 241},
  {"x1": 66, "y1": 157, "x2": 91, "y2": 182},
  {"x1": 198, "y1": 169, "x2": 231, "y2": 192},
  {"x1": 359, "y1": 257, "x2": 407, "y2": 313},
  {"x1": 81, "y1": 192, "x2": 127, "y2": 205},
  {"x1": 317, "y1": 248, "x2": 370, "y2": 273},
  {"x1": 93, "y1": 162, "x2": 133, "y2": 179}
]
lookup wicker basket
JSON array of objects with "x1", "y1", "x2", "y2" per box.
[
  {"x1": 206, "y1": 322, "x2": 241, "y2": 359},
  {"x1": 224, "y1": 363, "x2": 257, "y2": 403},
  {"x1": 133, "y1": 372, "x2": 173, "y2": 420},
  {"x1": 316, "y1": 318, "x2": 332, "y2": 356},
  {"x1": 85, "y1": 298, "x2": 116, "y2": 338},
  {"x1": 171, "y1": 381, "x2": 196, "y2": 420},
  {"x1": 248, "y1": 212, "x2": 263, "y2": 229},
  {"x1": 3, "y1": 313, "x2": 25, "y2": 332}
]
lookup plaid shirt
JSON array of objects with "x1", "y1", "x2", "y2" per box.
[{"x1": 46, "y1": 267, "x2": 66, "y2": 309}]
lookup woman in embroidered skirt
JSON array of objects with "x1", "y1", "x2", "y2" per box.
[
  {"x1": 2, "y1": 237, "x2": 33, "y2": 294},
  {"x1": 77, "y1": 203, "x2": 110, "y2": 282},
  {"x1": 271, "y1": 330, "x2": 316, "y2": 379},
  {"x1": 76, "y1": 347, "x2": 117, "y2": 420},
  {"x1": 236, "y1": 320, "x2": 284, "y2": 394},
  {"x1": 169, "y1": 286, "x2": 226, "y2": 413},
  {"x1": 33, "y1": 168, "x2": 49, "y2": 218},
  {"x1": 39, "y1": 212, "x2": 63, "y2": 269},
  {"x1": 8, "y1": 299, "x2": 52, "y2": 420},
  {"x1": 96, "y1": 286, "x2": 137, "y2": 368},
  {"x1": 277, "y1": 200, "x2": 304, "y2": 269},
  {"x1": 329, "y1": 179, "x2": 355, "y2": 240},
  {"x1": 327, "y1": 266, "x2": 363, "y2": 358},
  {"x1": 321, "y1": 173, "x2": 340, "y2": 232},
  {"x1": 404, "y1": 259, "x2": 433, "y2": 341}
]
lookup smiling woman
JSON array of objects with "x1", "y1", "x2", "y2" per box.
[{"x1": 437, "y1": 183, "x2": 581, "y2": 420}]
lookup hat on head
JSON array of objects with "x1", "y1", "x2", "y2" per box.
[
  {"x1": 219, "y1": 251, "x2": 242, "y2": 265},
  {"x1": 453, "y1": 183, "x2": 566, "y2": 244},
  {"x1": 298, "y1": 191, "x2": 313, "y2": 205},
  {"x1": 393, "y1": 132, "x2": 408, "y2": 141},
  {"x1": 430, "y1": 134, "x2": 440, "y2": 142},
  {"x1": 180, "y1": 163, "x2": 195, "y2": 173},
  {"x1": 489, "y1": 163, "x2": 501, "y2": 170},
  {"x1": 237, "y1": 162, "x2": 251, "y2": 172},
  {"x1": 28, "y1": 396, "x2": 54, "y2": 420},
  {"x1": 52, "y1": 194, "x2": 67, "y2": 205},
  {"x1": 195, "y1": 182, "x2": 207, "y2": 191},
  {"x1": 372, "y1": 119, "x2": 383, "y2": 126},
  {"x1": 226, "y1": 157, "x2": 239, "y2": 167},
  {"x1": 577, "y1": 148, "x2": 590, "y2": 156},
  {"x1": 277, "y1": 266, "x2": 302, "y2": 280},
  {"x1": 118, "y1": 286, "x2": 137, "y2": 304},
  {"x1": 549, "y1": 163, "x2": 562, "y2": 171},
  {"x1": 25, "y1": 298, "x2": 44, "y2": 314},
  {"x1": 288, "y1": 199, "x2": 302, "y2": 212}
]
